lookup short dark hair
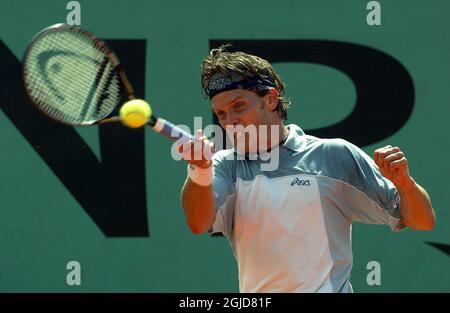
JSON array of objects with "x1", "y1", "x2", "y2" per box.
[{"x1": 201, "y1": 45, "x2": 291, "y2": 121}]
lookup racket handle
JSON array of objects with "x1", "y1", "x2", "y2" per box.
[
  {"x1": 99, "y1": 115, "x2": 196, "y2": 144},
  {"x1": 150, "y1": 116, "x2": 195, "y2": 143}
]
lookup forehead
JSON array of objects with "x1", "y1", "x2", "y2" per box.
[{"x1": 211, "y1": 89, "x2": 259, "y2": 111}]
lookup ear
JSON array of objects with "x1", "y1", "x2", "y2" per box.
[{"x1": 263, "y1": 88, "x2": 280, "y2": 112}]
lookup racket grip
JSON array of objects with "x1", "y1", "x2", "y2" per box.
[{"x1": 151, "y1": 117, "x2": 195, "y2": 143}]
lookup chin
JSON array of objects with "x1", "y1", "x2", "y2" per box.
[{"x1": 231, "y1": 133, "x2": 259, "y2": 154}]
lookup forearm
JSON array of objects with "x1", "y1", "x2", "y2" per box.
[
  {"x1": 181, "y1": 178, "x2": 216, "y2": 234},
  {"x1": 398, "y1": 178, "x2": 435, "y2": 230}
]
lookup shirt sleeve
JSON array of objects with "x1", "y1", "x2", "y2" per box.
[
  {"x1": 208, "y1": 151, "x2": 237, "y2": 237},
  {"x1": 328, "y1": 139, "x2": 406, "y2": 232}
]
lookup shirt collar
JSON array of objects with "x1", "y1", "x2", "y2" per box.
[
  {"x1": 282, "y1": 124, "x2": 306, "y2": 152},
  {"x1": 230, "y1": 124, "x2": 306, "y2": 158}
]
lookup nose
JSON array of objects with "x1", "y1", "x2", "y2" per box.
[{"x1": 225, "y1": 111, "x2": 239, "y2": 127}]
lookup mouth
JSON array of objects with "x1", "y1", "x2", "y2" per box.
[{"x1": 232, "y1": 128, "x2": 248, "y2": 142}]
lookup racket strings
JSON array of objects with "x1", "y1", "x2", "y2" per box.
[{"x1": 24, "y1": 29, "x2": 120, "y2": 125}]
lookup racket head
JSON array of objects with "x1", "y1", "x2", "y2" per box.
[{"x1": 22, "y1": 23, "x2": 122, "y2": 126}]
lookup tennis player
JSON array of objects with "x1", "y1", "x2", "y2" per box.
[{"x1": 178, "y1": 46, "x2": 435, "y2": 292}]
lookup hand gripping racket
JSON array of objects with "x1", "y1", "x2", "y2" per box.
[{"x1": 22, "y1": 23, "x2": 195, "y2": 143}]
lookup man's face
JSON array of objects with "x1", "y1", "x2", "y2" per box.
[
  {"x1": 211, "y1": 88, "x2": 278, "y2": 152},
  {"x1": 211, "y1": 89, "x2": 267, "y2": 128}
]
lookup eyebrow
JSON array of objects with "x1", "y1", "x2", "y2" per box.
[
  {"x1": 227, "y1": 96, "x2": 244, "y2": 104},
  {"x1": 221, "y1": 96, "x2": 245, "y2": 109},
  {"x1": 213, "y1": 96, "x2": 246, "y2": 114}
]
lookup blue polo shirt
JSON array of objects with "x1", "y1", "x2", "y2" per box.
[{"x1": 210, "y1": 124, "x2": 405, "y2": 292}]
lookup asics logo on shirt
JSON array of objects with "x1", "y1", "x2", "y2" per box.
[{"x1": 290, "y1": 178, "x2": 311, "y2": 186}]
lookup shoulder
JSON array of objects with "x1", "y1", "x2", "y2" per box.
[
  {"x1": 211, "y1": 148, "x2": 237, "y2": 183},
  {"x1": 212, "y1": 148, "x2": 235, "y2": 163},
  {"x1": 211, "y1": 148, "x2": 236, "y2": 172},
  {"x1": 303, "y1": 136, "x2": 357, "y2": 156},
  {"x1": 302, "y1": 136, "x2": 373, "y2": 171},
  {"x1": 318, "y1": 137, "x2": 355, "y2": 151}
]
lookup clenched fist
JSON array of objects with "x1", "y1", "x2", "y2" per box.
[
  {"x1": 177, "y1": 129, "x2": 215, "y2": 169},
  {"x1": 374, "y1": 145, "x2": 414, "y2": 190}
]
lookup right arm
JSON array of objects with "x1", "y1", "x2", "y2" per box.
[
  {"x1": 181, "y1": 175, "x2": 216, "y2": 234},
  {"x1": 179, "y1": 130, "x2": 216, "y2": 234}
]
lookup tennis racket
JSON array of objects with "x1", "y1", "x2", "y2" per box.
[{"x1": 22, "y1": 23, "x2": 194, "y2": 143}]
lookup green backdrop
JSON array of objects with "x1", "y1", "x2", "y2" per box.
[{"x1": 0, "y1": 0, "x2": 449, "y2": 292}]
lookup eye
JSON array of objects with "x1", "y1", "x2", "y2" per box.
[
  {"x1": 216, "y1": 111, "x2": 226, "y2": 119},
  {"x1": 233, "y1": 102, "x2": 245, "y2": 111}
]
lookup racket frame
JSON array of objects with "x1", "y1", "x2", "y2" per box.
[
  {"x1": 22, "y1": 23, "x2": 136, "y2": 126},
  {"x1": 22, "y1": 24, "x2": 194, "y2": 143}
]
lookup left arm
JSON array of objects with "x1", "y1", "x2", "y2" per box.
[{"x1": 374, "y1": 145, "x2": 436, "y2": 230}]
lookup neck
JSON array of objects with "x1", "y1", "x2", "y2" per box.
[{"x1": 264, "y1": 122, "x2": 288, "y2": 151}]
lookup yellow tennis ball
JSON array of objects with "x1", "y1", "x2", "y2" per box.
[{"x1": 119, "y1": 99, "x2": 152, "y2": 128}]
